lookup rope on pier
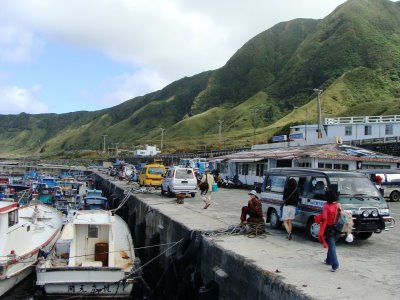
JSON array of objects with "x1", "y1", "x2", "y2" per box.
[{"x1": 202, "y1": 224, "x2": 271, "y2": 238}]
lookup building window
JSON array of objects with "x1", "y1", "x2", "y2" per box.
[
  {"x1": 385, "y1": 124, "x2": 393, "y2": 135},
  {"x1": 345, "y1": 126, "x2": 352, "y2": 136},
  {"x1": 295, "y1": 162, "x2": 311, "y2": 168},
  {"x1": 318, "y1": 162, "x2": 349, "y2": 170},
  {"x1": 256, "y1": 163, "x2": 267, "y2": 177},
  {"x1": 364, "y1": 125, "x2": 372, "y2": 135},
  {"x1": 362, "y1": 164, "x2": 391, "y2": 169},
  {"x1": 240, "y1": 164, "x2": 249, "y2": 175}
]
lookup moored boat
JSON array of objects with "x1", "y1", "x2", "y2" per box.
[
  {"x1": 0, "y1": 201, "x2": 63, "y2": 297},
  {"x1": 82, "y1": 189, "x2": 109, "y2": 210},
  {"x1": 36, "y1": 209, "x2": 140, "y2": 298}
]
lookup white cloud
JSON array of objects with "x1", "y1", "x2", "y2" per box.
[
  {"x1": 0, "y1": 85, "x2": 49, "y2": 114},
  {"x1": 100, "y1": 69, "x2": 168, "y2": 106},
  {"x1": 0, "y1": 24, "x2": 45, "y2": 63},
  {"x1": 0, "y1": 0, "x2": 349, "y2": 112}
]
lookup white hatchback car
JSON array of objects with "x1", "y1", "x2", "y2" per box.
[{"x1": 161, "y1": 167, "x2": 197, "y2": 197}]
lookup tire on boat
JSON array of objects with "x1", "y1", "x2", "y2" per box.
[{"x1": 175, "y1": 230, "x2": 202, "y2": 266}]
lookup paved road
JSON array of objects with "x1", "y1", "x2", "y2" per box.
[{"x1": 114, "y1": 178, "x2": 399, "y2": 300}]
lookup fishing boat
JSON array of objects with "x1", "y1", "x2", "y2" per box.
[
  {"x1": 0, "y1": 201, "x2": 63, "y2": 297},
  {"x1": 36, "y1": 209, "x2": 140, "y2": 298},
  {"x1": 82, "y1": 189, "x2": 109, "y2": 210}
]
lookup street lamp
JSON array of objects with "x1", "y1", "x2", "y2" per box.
[
  {"x1": 313, "y1": 88, "x2": 323, "y2": 139},
  {"x1": 250, "y1": 107, "x2": 258, "y2": 145}
]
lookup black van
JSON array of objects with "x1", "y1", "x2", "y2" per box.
[{"x1": 261, "y1": 168, "x2": 395, "y2": 241}]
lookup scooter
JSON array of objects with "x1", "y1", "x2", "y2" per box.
[{"x1": 223, "y1": 175, "x2": 243, "y2": 189}]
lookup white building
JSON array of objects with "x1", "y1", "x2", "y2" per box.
[
  {"x1": 133, "y1": 145, "x2": 160, "y2": 157},
  {"x1": 289, "y1": 115, "x2": 400, "y2": 145}
]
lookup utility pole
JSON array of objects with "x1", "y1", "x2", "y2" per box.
[
  {"x1": 102, "y1": 134, "x2": 107, "y2": 153},
  {"x1": 115, "y1": 142, "x2": 119, "y2": 157},
  {"x1": 160, "y1": 128, "x2": 165, "y2": 151},
  {"x1": 313, "y1": 88, "x2": 323, "y2": 139},
  {"x1": 217, "y1": 120, "x2": 223, "y2": 147},
  {"x1": 250, "y1": 107, "x2": 258, "y2": 145}
]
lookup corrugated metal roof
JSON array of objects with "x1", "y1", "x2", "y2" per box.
[{"x1": 215, "y1": 143, "x2": 400, "y2": 163}]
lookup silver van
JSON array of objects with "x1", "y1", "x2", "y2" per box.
[
  {"x1": 261, "y1": 168, "x2": 395, "y2": 241},
  {"x1": 356, "y1": 169, "x2": 400, "y2": 202},
  {"x1": 161, "y1": 167, "x2": 197, "y2": 197}
]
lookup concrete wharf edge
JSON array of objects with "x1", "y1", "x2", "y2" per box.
[
  {"x1": 96, "y1": 173, "x2": 312, "y2": 300},
  {"x1": 95, "y1": 172, "x2": 400, "y2": 300}
]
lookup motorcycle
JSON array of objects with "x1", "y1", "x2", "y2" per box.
[{"x1": 222, "y1": 175, "x2": 243, "y2": 189}]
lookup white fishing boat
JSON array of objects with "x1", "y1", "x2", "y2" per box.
[
  {"x1": 0, "y1": 201, "x2": 63, "y2": 297},
  {"x1": 36, "y1": 209, "x2": 140, "y2": 298}
]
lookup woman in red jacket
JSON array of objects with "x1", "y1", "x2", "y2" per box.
[{"x1": 318, "y1": 190, "x2": 341, "y2": 272}]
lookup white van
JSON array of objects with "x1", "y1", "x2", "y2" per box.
[
  {"x1": 261, "y1": 168, "x2": 395, "y2": 241},
  {"x1": 161, "y1": 167, "x2": 197, "y2": 197},
  {"x1": 357, "y1": 169, "x2": 400, "y2": 202}
]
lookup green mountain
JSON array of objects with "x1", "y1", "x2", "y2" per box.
[{"x1": 1, "y1": 0, "x2": 400, "y2": 158}]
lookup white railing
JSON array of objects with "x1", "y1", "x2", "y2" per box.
[{"x1": 325, "y1": 115, "x2": 400, "y2": 125}]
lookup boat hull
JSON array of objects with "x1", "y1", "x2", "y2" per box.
[
  {"x1": 36, "y1": 268, "x2": 134, "y2": 297},
  {"x1": 0, "y1": 267, "x2": 32, "y2": 297}
]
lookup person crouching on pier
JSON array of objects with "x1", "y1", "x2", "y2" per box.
[{"x1": 240, "y1": 190, "x2": 263, "y2": 225}]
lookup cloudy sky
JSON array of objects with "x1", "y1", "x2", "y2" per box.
[{"x1": 0, "y1": 0, "x2": 347, "y2": 115}]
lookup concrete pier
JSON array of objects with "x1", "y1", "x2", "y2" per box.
[{"x1": 96, "y1": 172, "x2": 399, "y2": 300}]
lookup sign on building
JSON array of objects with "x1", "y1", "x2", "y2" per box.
[{"x1": 272, "y1": 135, "x2": 287, "y2": 142}]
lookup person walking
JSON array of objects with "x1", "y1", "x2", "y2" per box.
[
  {"x1": 240, "y1": 190, "x2": 263, "y2": 225},
  {"x1": 199, "y1": 169, "x2": 215, "y2": 209},
  {"x1": 282, "y1": 177, "x2": 299, "y2": 240},
  {"x1": 317, "y1": 190, "x2": 341, "y2": 272}
]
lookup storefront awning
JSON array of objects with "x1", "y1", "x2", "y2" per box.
[{"x1": 229, "y1": 158, "x2": 265, "y2": 163}]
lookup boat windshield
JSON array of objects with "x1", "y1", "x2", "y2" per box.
[{"x1": 330, "y1": 176, "x2": 383, "y2": 204}]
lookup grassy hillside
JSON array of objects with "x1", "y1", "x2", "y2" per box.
[{"x1": 0, "y1": 0, "x2": 400, "y2": 158}]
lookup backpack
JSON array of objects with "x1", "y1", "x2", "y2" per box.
[{"x1": 334, "y1": 203, "x2": 353, "y2": 234}]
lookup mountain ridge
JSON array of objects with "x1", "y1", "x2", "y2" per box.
[{"x1": 1, "y1": 0, "x2": 400, "y2": 158}]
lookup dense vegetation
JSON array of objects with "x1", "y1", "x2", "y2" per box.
[{"x1": 1, "y1": 0, "x2": 400, "y2": 158}]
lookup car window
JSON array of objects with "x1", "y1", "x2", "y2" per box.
[
  {"x1": 148, "y1": 167, "x2": 165, "y2": 175},
  {"x1": 175, "y1": 169, "x2": 194, "y2": 179},
  {"x1": 265, "y1": 176, "x2": 286, "y2": 192},
  {"x1": 386, "y1": 174, "x2": 400, "y2": 184},
  {"x1": 306, "y1": 177, "x2": 328, "y2": 200}
]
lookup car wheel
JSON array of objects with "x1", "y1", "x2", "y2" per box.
[
  {"x1": 191, "y1": 193, "x2": 196, "y2": 198},
  {"x1": 307, "y1": 218, "x2": 320, "y2": 242},
  {"x1": 354, "y1": 232, "x2": 373, "y2": 240},
  {"x1": 268, "y1": 209, "x2": 282, "y2": 229},
  {"x1": 390, "y1": 190, "x2": 400, "y2": 202}
]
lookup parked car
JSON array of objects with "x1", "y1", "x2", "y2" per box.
[
  {"x1": 356, "y1": 169, "x2": 400, "y2": 202},
  {"x1": 261, "y1": 168, "x2": 395, "y2": 241},
  {"x1": 161, "y1": 167, "x2": 197, "y2": 197},
  {"x1": 138, "y1": 164, "x2": 166, "y2": 187}
]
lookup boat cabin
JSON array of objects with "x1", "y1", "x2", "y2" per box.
[
  {"x1": 0, "y1": 202, "x2": 19, "y2": 233},
  {"x1": 67, "y1": 211, "x2": 114, "y2": 268}
]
